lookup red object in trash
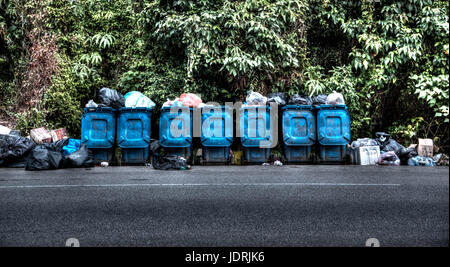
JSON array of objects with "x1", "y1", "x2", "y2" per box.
[
  {"x1": 30, "y1": 127, "x2": 52, "y2": 144},
  {"x1": 50, "y1": 128, "x2": 68, "y2": 142},
  {"x1": 179, "y1": 93, "x2": 202, "y2": 108}
]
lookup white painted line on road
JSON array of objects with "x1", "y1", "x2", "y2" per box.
[{"x1": 0, "y1": 182, "x2": 401, "y2": 189}]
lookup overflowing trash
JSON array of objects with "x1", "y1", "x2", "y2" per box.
[
  {"x1": 150, "y1": 140, "x2": 190, "y2": 170},
  {"x1": 162, "y1": 93, "x2": 203, "y2": 108},
  {"x1": 407, "y1": 155, "x2": 436, "y2": 166},
  {"x1": 245, "y1": 91, "x2": 267, "y2": 106},
  {"x1": 326, "y1": 91, "x2": 345, "y2": 105},
  {"x1": 267, "y1": 92, "x2": 287, "y2": 106},
  {"x1": 98, "y1": 87, "x2": 125, "y2": 110},
  {"x1": 288, "y1": 94, "x2": 312, "y2": 105},
  {"x1": 85, "y1": 100, "x2": 99, "y2": 108},
  {"x1": 311, "y1": 94, "x2": 328, "y2": 106},
  {"x1": 124, "y1": 91, "x2": 156, "y2": 109}
]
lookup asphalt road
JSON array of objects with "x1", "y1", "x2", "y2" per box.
[{"x1": 0, "y1": 165, "x2": 448, "y2": 247}]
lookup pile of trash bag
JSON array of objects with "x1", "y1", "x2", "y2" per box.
[
  {"x1": 0, "y1": 134, "x2": 36, "y2": 167},
  {"x1": 267, "y1": 92, "x2": 286, "y2": 106},
  {"x1": 25, "y1": 139, "x2": 69, "y2": 171},
  {"x1": 23, "y1": 138, "x2": 95, "y2": 171},
  {"x1": 150, "y1": 140, "x2": 189, "y2": 170},
  {"x1": 62, "y1": 144, "x2": 95, "y2": 168},
  {"x1": 124, "y1": 91, "x2": 156, "y2": 109}
]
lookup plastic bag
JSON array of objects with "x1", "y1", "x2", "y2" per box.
[
  {"x1": 86, "y1": 100, "x2": 98, "y2": 108},
  {"x1": 267, "y1": 93, "x2": 286, "y2": 106},
  {"x1": 407, "y1": 156, "x2": 435, "y2": 166},
  {"x1": 62, "y1": 144, "x2": 95, "y2": 168},
  {"x1": 0, "y1": 134, "x2": 36, "y2": 164},
  {"x1": 433, "y1": 154, "x2": 449, "y2": 166},
  {"x1": 246, "y1": 91, "x2": 267, "y2": 105},
  {"x1": 326, "y1": 91, "x2": 345, "y2": 105},
  {"x1": 25, "y1": 144, "x2": 63, "y2": 170},
  {"x1": 288, "y1": 94, "x2": 312, "y2": 105},
  {"x1": 62, "y1": 139, "x2": 81, "y2": 156},
  {"x1": 311, "y1": 94, "x2": 327, "y2": 106},
  {"x1": 378, "y1": 151, "x2": 400, "y2": 166},
  {"x1": 98, "y1": 87, "x2": 125, "y2": 110},
  {"x1": 179, "y1": 93, "x2": 203, "y2": 108},
  {"x1": 124, "y1": 91, "x2": 156, "y2": 109},
  {"x1": 150, "y1": 140, "x2": 189, "y2": 170}
]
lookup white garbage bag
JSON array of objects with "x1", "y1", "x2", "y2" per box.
[
  {"x1": 124, "y1": 91, "x2": 156, "y2": 108},
  {"x1": 246, "y1": 91, "x2": 267, "y2": 105},
  {"x1": 326, "y1": 91, "x2": 345, "y2": 105}
]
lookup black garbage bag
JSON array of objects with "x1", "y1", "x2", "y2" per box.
[
  {"x1": 98, "y1": 87, "x2": 125, "y2": 110},
  {"x1": 62, "y1": 144, "x2": 95, "y2": 168},
  {"x1": 25, "y1": 144, "x2": 63, "y2": 171},
  {"x1": 267, "y1": 92, "x2": 286, "y2": 106},
  {"x1": 0, "y1": 134, "x2": 36, "y2": 166},
  {"x1": 288, "y1": 94, "x2": 312, "y2": 105},
  {"x1": 312, "y1": 94, "x2": 328, "y2": 105},
  {"x1": 375, "y1": 132, "x2": 405, "y2": 155},
  {"x1": 398, "y1": 147, "x2": 418, "y2": 163},
  {"x1": 150, "y1": 140, "x2": 189, "y2": 170}
]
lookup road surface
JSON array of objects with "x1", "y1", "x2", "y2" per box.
[{"x1": 0, "y1": 165, "x2": 448, "y2": 247}]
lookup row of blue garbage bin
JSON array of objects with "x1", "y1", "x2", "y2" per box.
[{"x1": 80, "y1": 104, "x2": 351, "y2": 164}]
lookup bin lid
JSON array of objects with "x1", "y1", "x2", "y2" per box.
[
  {"x1": 315, "y1": 104, "x2": 347, "y2": 110},
  {"x1": 282, "y1": 105, "x2": 314, "y2": 111},
  {"x1": 83, "y1": 107, "x2": 115, "y2": 113},
  {"x1": 119, "y1": 107, "x2": 152, "y2": 112}
]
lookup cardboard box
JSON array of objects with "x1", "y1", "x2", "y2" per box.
[
  {"x1": 50, "y1": 128, "x2": 68, "y2": 142},
  {"x1": 30, "y1": 127, "x2": 52, "y2": 144},
  {"x1": 350, "y1": 146, "x2": 380, "y2": 165},
  {"x1": 417, "y1": 138, "x2": 433, "y2": 157}
]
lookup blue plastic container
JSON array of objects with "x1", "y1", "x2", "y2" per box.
[
  {"x1": 117, "y1": 107, "x2": 152, "y2": 164},
  {"x1": 159, "y1": 106, "x2": 193, "y2": 160},
  {"x1": 62, "y1": 139, "x2": 81, "y2": 156},
  {"x1": 240, "y1": 106, "x2": 274, "y2": 163},
  {"x1": 201, "y1": 106, "x2": 233, "y2": 163},
  {"x1": 316, "y1": 105, "x2": 351, "y2": 163},
  {"x1": 282, "y1": 105, "x2": 315, "y2": 163},
  {"x1": 81, "y1": 107, "x2": 116, "y2": 162}
]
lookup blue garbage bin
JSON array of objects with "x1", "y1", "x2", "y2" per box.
[
  {"x1": 159, "y1": 106, "x2": 193, "y2": 161},
  {"x1": 201, "y1": 106, "x2": 233, "y2": 163},
  {"x1": 81, "y1": 107, "x2": 116, "y2": 163},
  {"x1": 282, "y1": 105, "x2": 315, "y2": 163},
  {"x1": 240, "y1": 106, "x2": 274, "y2": 164},
  {"x1": 316, "y1": 105, "x2": 351, "y2": 163},
  {"x1": 117, "y1": 107, "x2": 152, "y2": 164}
]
